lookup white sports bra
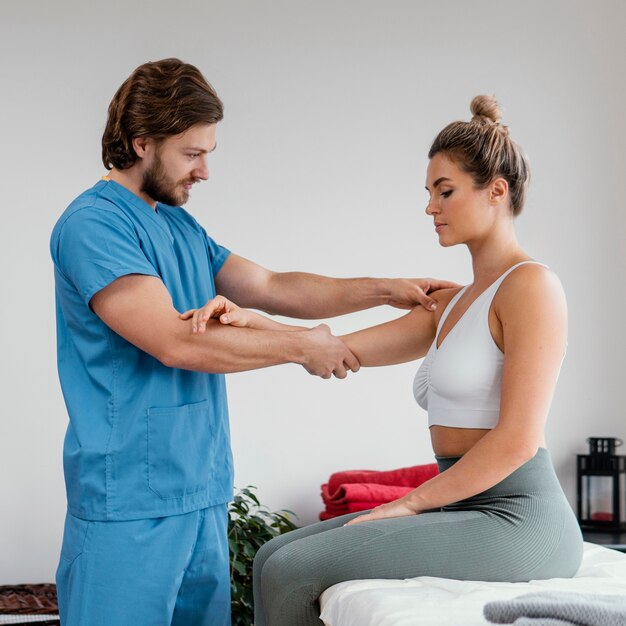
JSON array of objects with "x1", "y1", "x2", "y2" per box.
[{"x1": 413, "y1": 261, "x2": 547, "y2": 429}]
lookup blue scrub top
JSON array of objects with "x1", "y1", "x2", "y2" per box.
[{"x1": 50, "y1": 179, "x2": 234, "y2": 521}]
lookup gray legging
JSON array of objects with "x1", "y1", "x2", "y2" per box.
[{"x1": 253, "y1": 448, "x2": 583, "y2": 626}]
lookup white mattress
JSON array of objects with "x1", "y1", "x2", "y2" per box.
[{"x1": 319, "y1": 542, "x2": 626, "y2": 626}]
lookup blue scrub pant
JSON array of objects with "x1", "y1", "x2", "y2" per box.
[{"x1": 56, "y1": 504, "x2": 230, "y2": 626}]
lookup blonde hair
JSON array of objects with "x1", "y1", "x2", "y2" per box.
[{"x1": 428, "y1": 95, "x2": 530, "y2": 216}]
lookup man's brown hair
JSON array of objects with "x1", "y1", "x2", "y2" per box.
[{"x1": 102, "y1": 58, "x2": 224, "y2": 170}]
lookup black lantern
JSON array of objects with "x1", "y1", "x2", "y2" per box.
[{"x1": 577, "y1": 437, "x2": 626, "y2": 532}]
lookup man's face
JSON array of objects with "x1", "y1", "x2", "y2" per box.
[{"x1": 141, "y1": 123, "x2": 217, "y2": 207}]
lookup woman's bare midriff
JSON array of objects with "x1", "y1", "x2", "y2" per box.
[{"x1": 430, "y1": 425, "x2": 490, "y2": 457}]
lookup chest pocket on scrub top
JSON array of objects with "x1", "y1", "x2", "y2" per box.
[{"x1": 146, "y1": 399, "x2": 216, "y2": 499}]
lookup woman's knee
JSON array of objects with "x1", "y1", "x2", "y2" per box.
[
  {"x1": 261, "y1": 542, "x2": 321, "y2": 596},
  {"x1": 254, "y1": 533, "x2": 288, "y2": 575},
  {"x1": 261, "y1": 545, "x2": 294, "y2": 591},
  {"x1": 259, "y1": 547, "x2": 325, "y2": 626}
]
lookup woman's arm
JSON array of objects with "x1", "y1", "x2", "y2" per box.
[
  {"x1": 347, "y1": 265, "x2": 568, "y2": 523},
  {"x1": 180, "y1": 295, "x2": 307, "y2": 332},
  {"x1": 340, "y1": 306, "x2": 437, "y2": 366},
  {"x1": 340, "y1": 287, "x2": 460, "y2": 366}
]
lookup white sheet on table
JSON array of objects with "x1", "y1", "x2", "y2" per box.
[{"x1": 319, "y1": 542, "x2": 626, "y2": 626}]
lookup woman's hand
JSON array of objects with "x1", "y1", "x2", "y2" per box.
[
  {"x1": 180, "y1": 295, "x2": 307, "y2": 333},
  {"x1": 344, "y1": 496, "x2": 421, "y2": 526},
  {"x1": 179, "y1": 295, "x2": 251, "y2": 333}
]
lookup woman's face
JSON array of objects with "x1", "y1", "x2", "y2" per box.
[{"x1": 424, "y1": 153, "x2": 497, "y2": 247}]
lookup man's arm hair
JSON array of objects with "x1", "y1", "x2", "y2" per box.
[
  {"x1": 215, "y1": 254, "x2": 459, "y2": 318},
  {"x1": 90, "y1": 274, "x2": 309, "y2": 373},
  {"x1": 215, "y1": 254, "x2": 390, "y2": 319}
]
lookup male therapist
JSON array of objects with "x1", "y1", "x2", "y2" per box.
[{"x1": 50, "y1": 58, "x2": 454, "y2": 626}]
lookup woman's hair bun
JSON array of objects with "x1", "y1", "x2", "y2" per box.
[
  {"x1": 470, "y1": 94, "x2": 501, "y2": 124},
  {"x1": 429, "y1": 94, "x2": 528, "y2": 216}
]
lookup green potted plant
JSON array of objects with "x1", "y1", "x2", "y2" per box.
[{"x1": 228, "y1": 486, "x2": 298, "y2": 625}]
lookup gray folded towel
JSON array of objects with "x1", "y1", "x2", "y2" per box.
[{"x1": 483, "y1": 591, "x2": 626, "y2": 626}]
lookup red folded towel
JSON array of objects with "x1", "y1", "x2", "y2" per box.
[
  {"x1": 327, "y1": 463, "x2": 439, "y2": 495},
  {"x1": 320, "y1": 501, "x2": 389, "y2": 521},
  {"x1": 320, "y1": 463, "x2": 439, "y2": 520},
  {"x1": 322, "y1": 482, "x2": 414, "y2": 505}
]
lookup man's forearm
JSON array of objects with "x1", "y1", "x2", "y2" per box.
[
  {"x1": 214, "y1": 253, "x2": 452, "y2": 319},
  {"x1": 163, "y1": 319, "x2": 308, "y2": 373},
  {"x1": 261, "y1": 272, "x2": 390, "y2": 319}
]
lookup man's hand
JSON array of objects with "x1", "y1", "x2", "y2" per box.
[
  {"x1": 180, "y1": 297, "x2": 360, "y2": 379},
  {"x1": 300, "y1": 324, "x2": 360, "y2": 379},
  {"x1": 386, "y1": 278, "x2": 461, "y2": 311}
]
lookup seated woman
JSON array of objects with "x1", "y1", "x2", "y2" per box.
[{"x1": 184, "y1": 95, "x2": 583, "y2": 626}]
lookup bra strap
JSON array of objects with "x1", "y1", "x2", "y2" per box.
[
  {"x1": 435, "y1": 261, "x2": 547, "y2": 338},
  {"x1": 435, "y1": 286, "x2": 468, "y2": 339},
  {"x1": 487, "y1": 260, "x2": 548, "y2": 295}
]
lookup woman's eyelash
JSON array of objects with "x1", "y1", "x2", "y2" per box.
[{"x1": 441, "y1": 190, "x2": 453, "y2": 198}]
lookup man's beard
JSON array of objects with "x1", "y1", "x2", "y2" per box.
[{"x1": 141, "y1": 152, "x2": 192, "y2": 207}]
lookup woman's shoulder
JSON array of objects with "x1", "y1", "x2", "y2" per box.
[
  {"x1": 431, "y1": 286, "x2": 465, "y2": 305},
  {"x1": 499, "y1": 262, "x2": 564, "y2": 296},
  {"x1": 430, "y1": 286, "x2": 465, "y2": 326},
  {"x1": 495, "y1": 262, "x2": 566, "y2": 319}
]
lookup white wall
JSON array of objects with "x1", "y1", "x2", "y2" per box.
[{"x1": 1, "y1": 0, "x2": 624, "y2": 584}]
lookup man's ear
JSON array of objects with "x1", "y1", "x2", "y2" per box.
[
  {"x1": 490, "y1": 177, "x2": 509, "y2": 207},
  {"x1": 131, "y1": 136, "x2": 153, "y2": 160}
]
